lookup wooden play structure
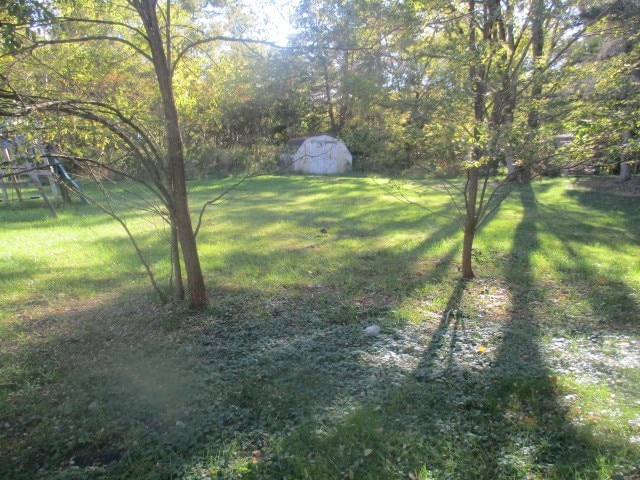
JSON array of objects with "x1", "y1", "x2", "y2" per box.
[{"x1": 0, "y1": 137, "x2": 87, "y2": 217}]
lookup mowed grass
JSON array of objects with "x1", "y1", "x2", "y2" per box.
[{"x1": 0, "y1": 174, "x2": 639, "y2": 479}]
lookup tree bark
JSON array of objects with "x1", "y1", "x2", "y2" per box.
[
  {"x1": 322, "y1": 54, "x2": 339, "y2": 135},
  {"x1": 505, "y1": 147, "x2": 518, "y2": 180},
  {"x1": 462, "y1": 0, "x2": 484, "y2": 280},
  {"x1": 524, "y1": 0, "x2": 545, "y2": 180},
  {"x1": 619, "y1": 130, "x2": 632, "y2": 182},
  {"x1": 527, "y1": 0, "x2": 544, "y2": 131},
  {"x1": 462, "y1": 167, "x2": 479, "y2": 279},
  {"x1": 132, "y1": 0, "x2": 207, "y2": 309},
  {"x1": 171, "y1": 223, "x2": 185, "y2": 300},
  {"x1": 488, "y1": 0, "x2": 517, "y2": 181}
]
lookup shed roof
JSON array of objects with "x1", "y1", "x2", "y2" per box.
[
  {"x1": 285, "y1": 137, "x2": 309, "y2": 149},
  {"x1": 286, "y1": 135, "x2": 343, "y2": 149}
]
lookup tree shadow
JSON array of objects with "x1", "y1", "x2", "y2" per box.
[
  {"x1": 5, "y1": 177, "x2": 637, "y2": 479},
  {"x1": 1, "y1": 177, "x2": 468, "y2": 479},
  {"x1": 478, "y1": 183, "x2": 601, "y2": 477},
  {"x1": 564, "y1": 179, "x2": 640, "y2": 246},
  {"x1": 532, "y1": 203, "x2": 640, "y2": 334},
  {"x1": 388, "y1": 183, "x2": 603, "y2": 478},
  {"x1": 0, "y1": 227, "x2": 172, "y2": 318},
  {"x1": 0, "y1": 288, "x2": 201, "y2": 479},
  {"x1": 243, "y1": 183, "x2": 634, "y2": 479}
]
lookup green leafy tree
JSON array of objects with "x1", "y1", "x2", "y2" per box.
[
  {"x1": 287, "y1": 0, "x2": 423, "y2": 169},
  {"x1": 562, "y1": 0, "x2": 640, "y2": 180},
  {"x1": 0, "y1": 0, "x2": 261, "y2": 309},
  {"x1": 0, "y1": 0, "x2": 52, "y2": 50},
  {"x1": 403, "y1": 0, "x2": 588, "y2": 278}
]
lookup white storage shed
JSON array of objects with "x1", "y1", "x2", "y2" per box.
[{"x1": 284, "y1": 135, "x2": 352, "y2": 175}]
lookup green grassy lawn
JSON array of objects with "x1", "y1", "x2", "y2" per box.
[{"x1": 1, "y1": 175, "x2": 639, "y2": 479}]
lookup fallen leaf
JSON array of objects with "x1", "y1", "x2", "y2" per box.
[{"x1": 363, "y1": 448, "x2": 373, "y2": 457}]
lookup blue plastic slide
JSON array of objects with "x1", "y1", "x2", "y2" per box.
[{"x1": 51, "y1": 157, "x2": 90, "y2": 204}]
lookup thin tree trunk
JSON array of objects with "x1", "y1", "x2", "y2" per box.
[
  {"x1": 619, "y1": 130, "x2": 632, "y2": 182},
  {"x1": 505, "y1": 147, "x2": 518, "y2": 180},
  {"x1": 527, "y1": 0, "x2": 544, "y2": 131},
  {"x1": 524, "y1": 0, "x2": 545, "y2": 181},
  {"x1": 171, "y1": 223, "x2": 185, "y2": 300},
  {"x1": 322, "y1": 55, "x2": 338, "y2": 135},
  {"x1": 488, "y1": 0, "x2": 518, "y2": 182},
  {"x1": 462, "y1": 167, "x2": 479, "y2": 279},
  {"x1": 133, "y1": 0, "x2": 207, "y2": 309},
  {"x1": 462, "y1": 0, "x2": 484, "y2": 279},
  {"x1": 336, "y1": 50, "x2": 350, "y2": 133}
]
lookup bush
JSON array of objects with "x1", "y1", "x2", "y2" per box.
[{"x1": 186, "y1": 143, "x2": 280, "y2": 178}]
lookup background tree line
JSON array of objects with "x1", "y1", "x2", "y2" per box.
[
  {"x1": 182, "y1": 0, "x2": 639, "y2": 180},
  {"x1": 2, "y1": 0, "x2": 636, "y2": 177}
]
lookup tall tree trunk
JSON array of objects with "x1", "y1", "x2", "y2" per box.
[
  {"x1": 505, "y1": 147, "x2": 518, "y2": 179},
  {"x1": 321, "y1": 55, "x2": 338, "y2": 135},
  {"x1": 336, "y1": 50, "x2": 350, "y2": 133},
  {"x1": 619, "y1": 130, "x2": 632, "y2": 181},
  {"x1": 488, "y1": 0, "x2": 518, "y2": 180},
  {"x1": 527, "y1": 0, "x2": 544, "y2": 131},
  {"x1": 171, "y1": 223, "x2": 185, "y2": 300},
  {"x1": 462, "y1": 0, "x2": 484, "y2": 279},
  {"x1": 524, "y1": 0, "x2": 545, "y2": 181},
  {"x1": 462, "y1": 167, "x2": 479, "y2": 279},
  {"x1": 132, "y1": 0, "x2": 207, "y2": 309}
]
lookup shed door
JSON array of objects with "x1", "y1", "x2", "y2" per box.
[
  {"x1": 308, "y1": 141, "x2": 336, "y2": 174},
  {"x1": 321, "y1": 147, "x2": 337, "y2": 174}
]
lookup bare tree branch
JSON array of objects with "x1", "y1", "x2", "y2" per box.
[
  {"x1": 84, "y1": 167, "x2": 167, "y2": 304},
  {"x1": 0, "y1": 35, "x2": 152, "y2": 62},
  {"x1": 170, "y1": 35, "x2": 284, "y2": 75},
  {"x1": 193, "y1": 173, "x2": 251, "y2": 238}
]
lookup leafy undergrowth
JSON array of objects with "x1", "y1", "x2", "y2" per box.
[
  {"x1": 1, "y1": 176, "x2": 639, "y2": 479},
  {"x1": 3, "y1": 291, "x2": 638, "y2": 480}
]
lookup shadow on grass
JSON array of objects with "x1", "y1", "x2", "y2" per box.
[
  {"x1": 0, "y1": 228, "x2": 172, "y2": 313},
  {"x1": 0, "y1": 183, "x2": 465, "y2": 479},
  {"x1": 545, "y1": 235, "x2": 640, "y2": 333},
  {"x1": 535, "y1": 197, "x2": 640, "y2": 334},
  {"x1": 564, "y1": 180, "x2": 640, "y2": 247},
  {"x1": 0, "y1": 288, "x2": 203, "y2": 479},
  {"x1": 233, "y1": 183, "x2": 633, "y2": 479},
  {"x1": 3, "y1": 178, "x2": 636, "y2": 479},
  {"x1": 478, "y1": 184, "x2": 607, "y2": 478}
]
